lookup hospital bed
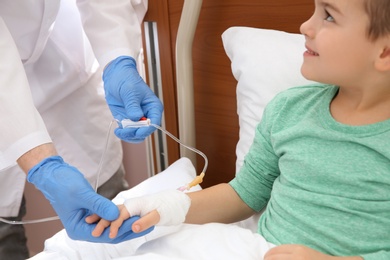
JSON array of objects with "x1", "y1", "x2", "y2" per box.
[{"x1": 30, "y1": 0, "x2": 314, "y2": 259}]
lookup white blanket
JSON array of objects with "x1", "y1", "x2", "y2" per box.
[{"x1": 30, "y1": 158, "x2": 274, "y2": 260}]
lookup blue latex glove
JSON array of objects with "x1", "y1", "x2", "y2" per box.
[
  {"x1": 27, "y1": 156, "x2": 154, "y2": 243},
  {"x1": 103, "y1": 56, "x2": 164, "y2": 143}
]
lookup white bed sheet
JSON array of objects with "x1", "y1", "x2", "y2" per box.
[
  {"x1": 31, "y1": 223, "x2": 274, "y2": 260},
  {"x1": 30, "y1": 158, "x2": 274, "y2": 260}
]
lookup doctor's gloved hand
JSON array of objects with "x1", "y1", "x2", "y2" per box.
[
  {"x1": 27, "y1": 156, "x2": 153, "y2": 243},
  {"x1": 92, "y1": 190, "x2": 191, "y2": 239},
  {"x1": 103, "y1": 56, "x2": 163, "y2": 143}
]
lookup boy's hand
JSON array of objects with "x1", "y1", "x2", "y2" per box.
[
  {"x1": 264, "y1": 244, "x2": 363, "y2": 260},
  {"x1": 111, "y1": 206, "x2": 161, "y2": 238},
  {"x1": 88, "y1": 205, "x2": 160, "y2": 239},
  {"x1": 90, "y1": 190, "x2": 191, "y2": 239},
  {"x1": 86, "y1": 206, "x2": 154, "y2": 241}
]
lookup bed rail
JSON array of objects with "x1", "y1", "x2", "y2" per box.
[{"x1": 175, "y1": 0, "x2": 203, "y2": 166}]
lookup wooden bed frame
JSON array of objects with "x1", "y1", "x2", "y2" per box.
[{"x1": 143, "y1": 0, "x2": 314, "y2": 188}]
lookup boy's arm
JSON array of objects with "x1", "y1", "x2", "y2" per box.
[
  {"x1": 185, "y1": 183, "x2": 255, "y2": 224},
  {"x1": 128, "y1": 183, "x2": 255, "y2": 233},
  {"x1": 265, "y1": 245, "x2": 364, "y2": 260},
  {"x1": 92, "y1": 183, "x2": 255, "y2": 238}
]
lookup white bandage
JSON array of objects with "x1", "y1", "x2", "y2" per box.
[{"x1": 123, "y1": 190, "x2": 191, "y2": 226}]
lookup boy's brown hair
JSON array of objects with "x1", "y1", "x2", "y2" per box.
[{"x1": 364, "y1": 0, "x2": 390, "y2": 40}]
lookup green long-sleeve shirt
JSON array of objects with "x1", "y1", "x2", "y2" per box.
[{"x1": 230, "y1": 84, "x2": 390, "y2": 260}]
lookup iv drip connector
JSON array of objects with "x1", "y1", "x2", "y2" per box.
[{"x1": 121, "y1": 117, "x2": 150, "y2": 128}]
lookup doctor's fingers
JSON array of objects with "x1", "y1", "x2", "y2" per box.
[{"x1": 130, "y1": 209, "x2": 160, "y2": 233}]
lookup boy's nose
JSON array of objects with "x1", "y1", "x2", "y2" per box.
[{"x1": 300, "y1": 16, "x2": 314, "y2": 39}]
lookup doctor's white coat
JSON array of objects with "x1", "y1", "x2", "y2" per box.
[{"x1": 0, "y1": 0, "x2": 148, "y2": 216}]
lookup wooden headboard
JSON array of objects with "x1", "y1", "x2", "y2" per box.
[{"x1": 143, "y1": 0, "x2": 314, "y2": 188}]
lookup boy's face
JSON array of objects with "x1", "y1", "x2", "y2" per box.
[{"x1": 300, "y1": 0, "x2": 379, "y2": 87}]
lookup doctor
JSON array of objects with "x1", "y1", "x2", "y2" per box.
[{"x1": 0, "y1": 0, "x2": 163, "y2": 259}]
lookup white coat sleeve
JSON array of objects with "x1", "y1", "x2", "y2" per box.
[
  {"x1": 76, "y1": 0, "x2": 148, "y2": 68},
  {"x1": 0, "y1": 17, "x2": 52, "y2": 170}
]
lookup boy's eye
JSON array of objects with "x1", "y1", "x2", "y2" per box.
[{"x1": 324, "y1": 10, "x2": 334, "y2": 22}]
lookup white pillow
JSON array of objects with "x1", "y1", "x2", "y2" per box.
[{"x1": 222, "y1": 27, "x2": 314, "y2": 173}]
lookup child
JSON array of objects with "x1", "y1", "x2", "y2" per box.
[{"x1": 89, "y1": 0, "x2": 390, "y2": 259}]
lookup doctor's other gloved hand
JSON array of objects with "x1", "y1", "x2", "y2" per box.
[
  {"x1": 91, "y1": 190, "x2": 191, "y2": 239},
  {"x1": 27, "y1": 155, "x2": 153, "y2": 243},
  {"x1": 103, "y1": 55, "x2": 163, "y2": 143}
]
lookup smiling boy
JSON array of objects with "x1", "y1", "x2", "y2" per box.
[{"x1": 91, "y1": 1, "x2": 390, "y2": 259}]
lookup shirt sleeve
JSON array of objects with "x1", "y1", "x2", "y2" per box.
[
  {"x1": 229, "y1": 94, "x2": 283, "y2": 211},
  {"x1": 0, "y1": 17, "x2": 51, "y2": 170},
  {"x1": 76, "y1": 0, "x2": 148, "y2": 68}
]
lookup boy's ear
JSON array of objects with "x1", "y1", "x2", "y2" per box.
[{"x1": 376, "y1": 46, "x2": 390, "y2": 71}]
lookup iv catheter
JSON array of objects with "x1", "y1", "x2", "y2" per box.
[{"x1": 0, "y1": 118, "x2": 208, "y2": 225}]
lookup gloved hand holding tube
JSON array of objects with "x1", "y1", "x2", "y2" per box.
[
  {"x1": 27, "y1": 155, "x2": 153, "y2": 243},
  {"x1": 103, "y1": 56, "x2": 164, "y2": 143}
]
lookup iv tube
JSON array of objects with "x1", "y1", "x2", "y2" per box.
[
  {"x1": 0, "y1": 119, "x2": 208, "y2": 224},
  {"x1": 94, "y1": 119, "x2": 115, "y2": 191},
  {"x1": 150, "y1": 123, "x2": 208, "y2": 175}
]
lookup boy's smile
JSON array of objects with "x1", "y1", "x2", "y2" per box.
[{"x1": 303, "y1": 45, "x2": 319, "y2": 57}]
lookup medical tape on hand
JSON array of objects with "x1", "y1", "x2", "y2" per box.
[{"x1": 123, "y1": 190, "x2": 191, "y2": 226}]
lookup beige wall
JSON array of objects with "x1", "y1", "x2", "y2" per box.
[{"x1": 25, "y1": 141, "x2": 149, "y2": 256}]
